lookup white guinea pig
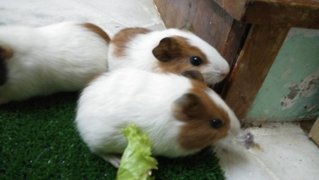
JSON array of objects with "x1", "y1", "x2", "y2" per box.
[
  {"x1": 75, "y1": 68, "x2": 240, "y2": 167},
  {"x1": 0, "y1": 22, "x2": 110, "y2": 104},
  {"x1": 108, "y1": 28, "x2": 230, "y2": 85}
]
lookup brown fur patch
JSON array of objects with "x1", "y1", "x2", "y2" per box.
[
  {"x1": 82, "y1": 23, "x2": 110, "y2": 43},
  {"x1": 111, "y1": 27, "x2": 150, "y2": 57},
  {"x1": 174, "y1": 81, "x2": 230, "y2": 150},
  {"x1": 0, "y1": 46, "x2": 13, "y2": 60},
  {"x1": 154, "y1": 36, "x2": 208, "y2": 74},
  {"x1": 181, "y1": 70, "x2": 205, "y2": 83}
]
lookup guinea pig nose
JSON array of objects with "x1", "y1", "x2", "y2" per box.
[
  {"x1": 209, "y1": 119, "x2": 223, "y2": 129},
  {"x1": 218, "y1": 69, "x2": 229, "y2": 77}
]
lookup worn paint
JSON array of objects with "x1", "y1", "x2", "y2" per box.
[
  {"x1": 247, "y1": 28, "x2": 319, "y2": 121},
  {"x1": 281, "y1": 69, "x2": 319, "y2": 110}
]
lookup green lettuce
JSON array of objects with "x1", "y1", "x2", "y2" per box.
[{"x1": 116, "y1": 124, "x2": 158, "y2": 180}]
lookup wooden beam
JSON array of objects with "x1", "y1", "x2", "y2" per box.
[
  {"x1": 223, "y1": 25, "x2": 290, "y2": 120},
  {"x1": 213, "y1": 0, "x2": 248, "y2": 20},
  {"x1": 221, "y1": 21, "x2": 249, "y2": 67},
  {"x1": 213, "y1": 0, "x2": 319, "y2": 28},
  {"x1": 244, "y1": 0, "x2": 319, "y2": 29},
  {"x1": 153, "y1": 0, "x2": 192, "y2": 29}
]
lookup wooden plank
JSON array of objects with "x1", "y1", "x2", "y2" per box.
[
  {"x1": 223, "y1": 25, "x2": 290, "y2": 120},
  {"x1": 153, "y1": 0, "x2": 193, "y2": 30},
  {"x1": 244, "y1": 0, "x2": 319, "y2": 29},
  {"x1": 154, "y1": 0, "x2": 247, "y2": 65},
  {"x1": 213, "y1": 0, "x2": 248, "y2": 20},
  {"x1": 220, "y1": 21, "x2": 249, "y2": 68},
  {"x1": 213, "y1": 0, "x2": 319, "y2": 28},
  {"x1": 309, "y1": 118, "x2": 319, "y2": 145}
]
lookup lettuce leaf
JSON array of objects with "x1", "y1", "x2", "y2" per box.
[{"x1": 116, "y1": 124, "x2": 158, "y2": 180}]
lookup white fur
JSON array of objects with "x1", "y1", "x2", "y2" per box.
[
  {"x1": 204, "y1": 89, "x2": 244, "y2": 153},
  {"x1": 75, "y1": 68, "x2": 240, "y2": 162},
  {"x1": 108, "y1": 28, "x2": 230, "y2": 85},
  {"x1": 205, "y1": 89, "x2": 241, "y2": 138},
  {"x1": 0, "y1": 22, "x2": 108, "y2": 103}
]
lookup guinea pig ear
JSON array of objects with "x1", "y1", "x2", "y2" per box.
[
  {"x1": 174, "y1": 93, "x2": 205, "y2": 121},
  {"x1": 182, "y1": 70, "x2": 205, "y2": 83},
  {"x1": 152, "y1": 37, "x2": 182, "y2": 62},
  {"x1": 0, "y1": 46, "x2": 13, "y2": 60}
]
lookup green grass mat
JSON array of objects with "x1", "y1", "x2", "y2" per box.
[{"x1": 0, "y1": 93, "x2": 224, "y2": 180}]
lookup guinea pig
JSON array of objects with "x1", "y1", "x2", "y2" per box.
[
  {"x1": 0, "y1": 22, "x2": 110, "y2": 104},
  {"x1": 107, "y1": 28, "x2": 230, "y2": 85},
  {"x1": 75, "y1": 68, "x2": 240, "y2": 167}
]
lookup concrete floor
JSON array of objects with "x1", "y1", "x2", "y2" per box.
[
  {"x1": 216, "y1": 122, "x2": 319, "y2": 180},
  {"x1": 1, "y1": 0, "x2": 318, "y2": 179}
]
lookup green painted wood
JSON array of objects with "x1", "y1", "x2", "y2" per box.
[{"x1": 247, "y1": 28, "x2": 319, "y2": 121}]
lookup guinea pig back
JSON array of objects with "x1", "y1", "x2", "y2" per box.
[
  {"x1": 0, "y1": 22, "x2": 109, "y2": 104},
  {"x1": 75, "y1": 68, "x2": 238, "y2": 159}
]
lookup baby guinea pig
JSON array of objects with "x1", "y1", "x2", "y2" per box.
[
  {"x1": 0, "y1": 22, "x2": 109, "y2": 104},
  {"x1": 108, "y1": 28, "x2": 230, "y2": 85},
  {"x1": 75, "y1": 68, "x2": 240, "y2": 167}
]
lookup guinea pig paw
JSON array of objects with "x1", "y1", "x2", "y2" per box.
[{"x1": 101, "y1": 154, "x2": 121, "y2": 168}]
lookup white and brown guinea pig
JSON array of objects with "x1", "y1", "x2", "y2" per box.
[
  {"x1": 108, "y1": 28, "x2": 230, "y2": 85},
  {"x1": 75, "y1": 68, "x2": 240, "y2": 167},
  {"x1": 0, "y1": 22, "x2": 110, "y2": 104}
]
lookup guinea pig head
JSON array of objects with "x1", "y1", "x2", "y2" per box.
[
  {"x1": 173, "y1": 77, "x2": 230, "y2": 151},
  {"x1": 152, "y1": 33, "x2": 229, "y2": 85}
]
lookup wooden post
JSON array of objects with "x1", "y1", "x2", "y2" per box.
[{"x1": 223, "y1": 25, "x2": 290, "y2": 120}]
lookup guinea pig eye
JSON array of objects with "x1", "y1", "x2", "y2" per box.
[
  {"x1": 190, "y1": 56, "x2": 203, "y2": 66},
  {"x1": 209, "y1": 119, "x2": 223, "y2": 129}
]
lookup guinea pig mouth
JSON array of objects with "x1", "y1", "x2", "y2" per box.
[
  {"x1": 201, "y1": 64, "x2": 229, "y2": 83},
  {"x1": 202, "y1": 72, "x2": 225, "y2": 85}
]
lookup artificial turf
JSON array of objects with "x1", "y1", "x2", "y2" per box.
[{"x1": 0, "y1": 92, "x2": 224, "y2": 180}]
